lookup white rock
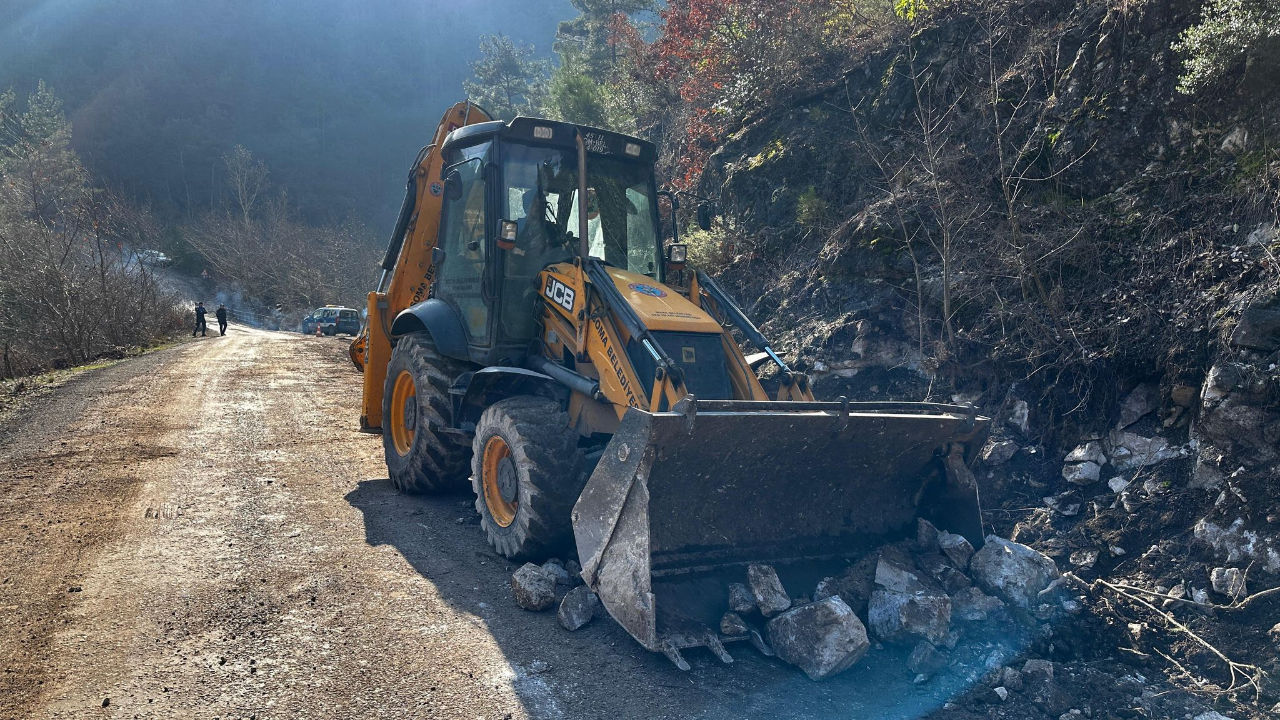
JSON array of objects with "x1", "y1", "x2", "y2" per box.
[
  {"x1": 1109, "y1": 476, "x2": 1131, "y2": 493},
  {"x1": 1210, "y1": 567, "x2": 1247, "y2": 600},
  {"x1": 969, "y1": 536, "x2": 1061, "y2": 609},
  {"x1": 1065, "y1": 441, "x2": 1106, "y2": 465},
  {"x1": 994, "y1": 686, "x2": 1009, "y2": 701},
  {"x1": 767, "y1": 596, "x2": 871, "y2": 680},
  {"x1": 1246, "y1": 223, "x2": 1278, "y2": 247},
  {"x1": 1190, "y1": 456, "x2": 1224, "y2": 490},
  {"x1": 1108, "y1": 431, "x2": 1181, "y2": 471},
  {"x1": 1221, "y1": 126, "x2": 1249, "y2": 153},
  {"x1": 868, "y1": 556, "x2": 950, "y2": 643},
  {"x1": 1193, "y1": 711, "x2": 1235, "y2": 720},
  {"x1": 874, "y1": 556, "x2": 928, "y2": 594},
  {"x1": 1063, "y1": 461, "x2": 1101, "y2": 485},
  {"x1": 867, "y1": 587, "x2": 951, "y2": 645},
  {"x1": 982, "y1": 440, "x2": 1020, "y2": 466},
  {"x1": 557, "y1": 585, "x2": 600, "y2": 630},
  {"x1": 1203, "y1": 364, "x2": 1240, "y2": 403},
  {"x1": 1117, "y1": 383, "x2": 1159, "y2": 429},
  {"x1": 1007, "y1": 400, "x2": 1031, "y2": 434},
  {"x1": 748, "y1": 564, "x2": 792, "y2": 617},
  {"x1": 937, "y1": 531, "x2": 975, "y2": 569},
  {"x1": 511, "y1": 563, "x2": 557, "y2": 611},
  {"x1": 1195, "y1": 518, "x2": 1280, "y2": 573}
]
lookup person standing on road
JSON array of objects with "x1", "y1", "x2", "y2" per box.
[
  {"x1": 193, "y1": 301, "x2": 208, "y2": 337},
  {"x1": 216, "y1": 304, "x2": 228, "y2": 336}
]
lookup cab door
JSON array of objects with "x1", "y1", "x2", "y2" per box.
[{"x1": 436, "y1": 141, "x2": 493, "y2": 345}]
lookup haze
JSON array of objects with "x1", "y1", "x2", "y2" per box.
[{"x1": 0, "y1": 0, "x2": 571, "y2": 231}]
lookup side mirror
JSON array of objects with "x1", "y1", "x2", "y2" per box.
[
  {"x1": 665, "y1": 243, "x2": 688, "y2": 271},
  {"x1": 431, "y1": 246, "x2": 446, "y2": 268},
  {"x1": 696, "y1": 203, "x2": 713, "y2": 232},
  {"x1": 444, "y1": 170, "x2": 463, "y2": 202}
]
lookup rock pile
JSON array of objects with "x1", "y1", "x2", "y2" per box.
[
  {"x1": 712, "y1": 527, "x2": 1063, "y2": 681},
  {"x1": 511, "y1": 559, "x2": 602, "y2": 631},
  {"x1": 509, "y1": 532, "x2": 1068, "y2": 684}
]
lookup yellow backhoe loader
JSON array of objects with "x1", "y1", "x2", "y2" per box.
[{"x1": 351, "y1": 101, "x2": 990, "y2": 668}]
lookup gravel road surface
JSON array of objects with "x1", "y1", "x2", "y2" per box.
[{"x1": 1, "y1": 326, "x2": 1008, "y2": 719}]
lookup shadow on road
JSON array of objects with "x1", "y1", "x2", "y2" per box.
[{"x1": 345, "y1": 477, "x2": 1026, "y2": 720}]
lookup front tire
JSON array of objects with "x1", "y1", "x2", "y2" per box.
[
  {"x1": 382, "y1": 334, "x2": 471, "y2": 493},
  {"x1": 471, "y1": 396, "x2": 587, "y2": 560}
]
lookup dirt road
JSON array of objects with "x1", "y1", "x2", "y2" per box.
[{"x1": 0, "y1": 326, "x2": 1162, "y2": 719}]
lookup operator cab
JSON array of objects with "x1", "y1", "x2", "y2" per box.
[{"x1": 434, "y1": 117, "x2": 663, "y2": 366}]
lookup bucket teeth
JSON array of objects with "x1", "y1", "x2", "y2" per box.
[
  {"x1": 658, "y1": 625, "x2": 735, "y2": 669},
  {"x1": 746, "y1": 626, "x2": 775, "y2": 657},
  {"x1": 705, "y1": 635, "x2": 733, "y2": 664},
  {"x1": 660, "y1": 642, "x2": 691, "y2": 671}
]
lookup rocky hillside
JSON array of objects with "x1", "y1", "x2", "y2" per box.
[{"x1": 689, "y1": 0, "x2": 1280, "y2": 713}]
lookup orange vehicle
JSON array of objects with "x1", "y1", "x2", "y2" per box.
[{"x1": 350, "y1": 101, "x2": 990, "y2": 668}]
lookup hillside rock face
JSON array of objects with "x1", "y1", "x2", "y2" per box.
[
  {"x1": 700, "y1": 0, "x2": 1272, "y2": 435},
  {"x1": 685, "y1": 0, "x2": 1277, "y2": 712}
]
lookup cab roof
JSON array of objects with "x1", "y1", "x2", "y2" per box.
[{"x1": 441, "y1": 116, "x2": 657, "y2": 164}]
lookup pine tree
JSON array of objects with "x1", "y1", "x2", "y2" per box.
[
  {"x1": 554, "y1": 0, "x2": 656, "y2": 83},
  {"x1": 463, "y1": 35, "x2": 551, "y2": 120}
]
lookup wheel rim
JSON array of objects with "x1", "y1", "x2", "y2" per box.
[
  {"x1": 389, "y1": 370, "x2": 417, "y2": 456},
  {"x1": 481, "y1": 436, "x2": 518, "y2": 528}
]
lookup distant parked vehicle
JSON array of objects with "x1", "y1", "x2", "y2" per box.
[
  {"x1": 301, "y1": 306, "x2": 360, "y2": 336},
  {"x1": 136, "y1": 249, "x2": 172, "y2": 267}
]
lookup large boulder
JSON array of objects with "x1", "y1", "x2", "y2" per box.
[
  {"x1": 511, "y1": 563, "x2": 557, "y2": 611},
  {"x1": 1117, "y1": 383, "x2": 1159, "y2": 429},
  {"x1": 557, "y1": 585, "x2": 600, "y2": 630},
  {"x1": 767, "y1": 596, "x2": 870, "y2": 680},
  {"x1": 951, "y1": 586, "x2": 1004, "y2": 621},
  {"x1": 1230, "y1": 294, "x2": 1280, "y2": 352},
  {"x1": 1062, "y1": 461, "x2": 1101, "y2": 485},
  {"x1": 748, "y1": 564, "x2": 792, "y2": 617},
  {"x1": 982, "y1": 440, "x2": 1020, "y2": 466},
  {"x1": 906, "y1": 640, "x2": 949, "y2": 676},
  {"x1": 1065, "y1": 441, "x2": 1106, "y2": 465},
  {"x1": 866, "y1": 557, "x2": 951, "y2": 645},
  {"x1": 728, "y1": 582, "x2": 756, "y2": 614},
  {"x1": 1198, "y1": 363, "x2": 1280, "y2": 467},
  {"x1": 1107, "y1": 431, "x2": 1181, "y2": 471},
  {"x1": 813, "y1": 552, "x2": 879, "y2": 615},
  {"x1": 969, "y1": 536, "x2": 1061, "y2": 609},
  {"x1": 937, "y1": 531, "x2": 975, "y2": 569}
]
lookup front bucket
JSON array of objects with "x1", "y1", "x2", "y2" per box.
[{"x1": 571, "y1": 399, "x2": 989, "y2": 667}]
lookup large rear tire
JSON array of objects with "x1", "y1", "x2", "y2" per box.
[
  {"x1": 471, "y1": 396, "x2": 587, "y2": 561},
  {"x1": 382, "y1": 334, "x2": 471, "y2": 493}
]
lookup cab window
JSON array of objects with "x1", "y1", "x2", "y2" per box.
[{"x1": 437, "y1": 142, "x2": 492, "y2": 342}]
